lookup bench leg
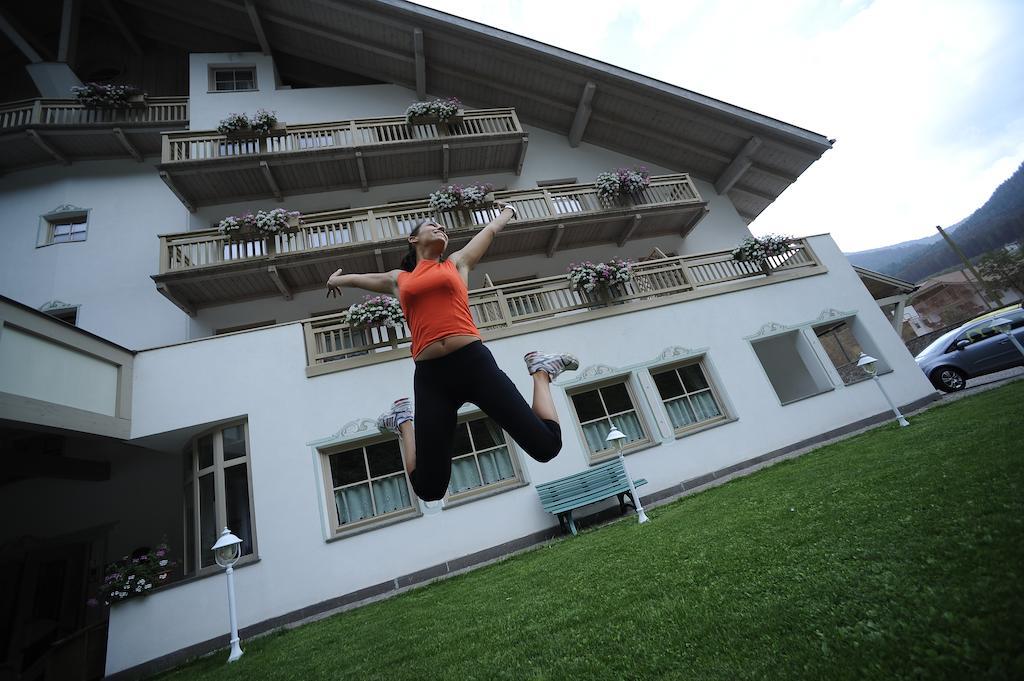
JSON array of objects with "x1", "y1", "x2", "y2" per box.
[
  {"x1": 566, "y1": 511, "x2": 578, "y2": 536},
  {"x1": 557, "y1": 513, "x2": 568, "y2": 534},
  {"x1": 618, "y1": 491, "x2": 636, "y2": 514}
]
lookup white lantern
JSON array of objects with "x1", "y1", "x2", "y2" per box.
[{"x1": 210, "y1": 527, "x2": 244, "y2": 662}]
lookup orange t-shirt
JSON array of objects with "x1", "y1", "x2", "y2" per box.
[{"x1": 397, "y1": 259, "x2": 481, "y2": 358}]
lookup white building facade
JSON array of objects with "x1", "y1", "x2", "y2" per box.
[{"x1": 0, "y1": 3, "x2": 938, "y2": 679}]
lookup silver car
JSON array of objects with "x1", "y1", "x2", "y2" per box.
[{"x1": 915, "y1": 307, "x2": 1024, "y2": 392}]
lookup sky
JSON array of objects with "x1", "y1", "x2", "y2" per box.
[{"x1": 412, "y1": 0, "x2": 1024, "y2": 253}]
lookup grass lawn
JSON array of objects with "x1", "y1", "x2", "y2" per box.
[{"x1": 158, "y1": 382, "x2": 1024, "y2": 681}]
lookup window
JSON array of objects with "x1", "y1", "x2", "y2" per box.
[
  {"x1": 814, "y1": 320, "x2": 868, "y2": 385},
  {"x1": 569, "y1": 380, "x2": 649, "y2": 462},
  {"x1": 751, "y1": 331, "x2": 832, "y2": 405},
  {"x1": 650, "y1": 360, "x2": 726, "y2": 434},
  {"x1": 210, "y1": 66, "x2": 257, "y2": 92},
  {"x1": 182, "y1": 422, "x2": 256, "y2": 575},
  {"x1": 321, "y1": 436, "x2": 415, "y2": 534},
  {"x1": 536, "y1": 178, "x2": 577, "y2": 187},
  {"x1": 39, "y1": 207, "x2": 88, "y2": 247},
  {"x1": 448, "y1": 415, "x2": 522, "y2": 500}
]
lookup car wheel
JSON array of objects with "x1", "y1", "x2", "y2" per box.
[{"x1": 931, "y1": 366, "x2": 966, "y2": 392}]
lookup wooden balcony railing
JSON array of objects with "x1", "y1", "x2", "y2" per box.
[
  {"x1": 0, "y1": 97, "x2": 189, "y2": 131},
  {"x1": 302, "y1": 240, "x2": 824, "y2": 376},
  {"x1": 158, "y1": 174, "x2": 702, "y2": 274},
  {"x1": 160, "y1": 108, "x2": 523, "y2": 164}
]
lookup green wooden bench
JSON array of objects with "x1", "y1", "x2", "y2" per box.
[{"x1": 536, "y1": 458, "x2": 648, "y2": 535}]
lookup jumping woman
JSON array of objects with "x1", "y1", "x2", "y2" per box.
[{"x1": 325, "y1": 202, "x2": 579, "y2": 501}]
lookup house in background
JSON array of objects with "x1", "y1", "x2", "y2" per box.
[
  {"x1": 909, "y1": 269, "x2": 1019, "y2": 332},
  {"x1": 0, "y1": 2, "x2": 939, "y2": 678}
]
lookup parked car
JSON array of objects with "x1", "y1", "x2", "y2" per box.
[{"x1": 915, "y1": 305, "x2": 1024, "y2": 392}]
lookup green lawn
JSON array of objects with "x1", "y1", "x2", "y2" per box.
[{"x1": 158, "y1": 382, "x2": 1024, "y2": 681}]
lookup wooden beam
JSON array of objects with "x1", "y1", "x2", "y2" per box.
[
  {"x1": 617, "y1": 214, "x2": 642, "y2": 247},
  {"x1": 99, "y1": 0, "x2": 143, "y2": 55},
  {"x1": 568, "y1": 81, "x2": 596, "y2": 148},
  {"x1": 413, "y1": 28, "x2": 426, "y2": 100},
  {"x1": 156, "y1": 283, "x2": 195, "y2": 317},
  {"x1": 259, "y1": 161, "x2": 282, "y2": 201},
  {"x1": 267, "y1": 265, "x2": 292, "y2": 300},
  {"x1": 728, "y1": 184, "x2": 775, "y2": 203},
  {"x1": 749, "y1": 162, "x2": 798, "y2": 184},
  {"x1": 112, "y1": 127, "x2": 142, "y2": 162},
  {"x1": 374, "y1": 248, "x2": 386, "y2": 272},
  {"x1": 546, "y1": 224, "x2": 564, "y2": 258},
  {"x1": 244, "y1": 0, "x2": 272, "y2": 55},
  {"x1": 256, "y1": 7, "x2": 413, "y2": 64},
  {"x1": 891, "y1": 297, "x2": 907, "y2": 334},
  {"x1": 442, "y1": 143, "x2": 449, "y2": 182},
  {"x1": 515, "y1": 135, "x2": 528, "y2": 175},
  {"x1": 58, "y1": 0, "x2": 81, "y2": 66},
  {"x1": 158, "y1": 171, "x2": 195, "y2": 213},
  {"x1": 26, "y1": 130, "x2": 69, "y2": 165},
  {"x1": 355, "y1": 151, "x2": 368, "y2": 192},
  {"x1": 714, "y1": 136, "x2": 761, "y2": 195},
  {"x1": 0, "y1": 7, "x2": 49, "y2": 63}
]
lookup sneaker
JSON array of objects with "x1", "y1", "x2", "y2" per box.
[
  {"x1": 377, "y1": 398, "x2": 413, "y2": 434},
  {"x1": 525, "y1": 351, "x2": 579, "y2": 380}
]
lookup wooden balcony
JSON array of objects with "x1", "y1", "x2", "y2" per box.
[
  {"x1": 151, "y1": 174, "x2": 708, "y2": 315},
  {"x1": 0, "y1": 97, "x2": 189, "y2": 173},
  {"x1": 302, "y1": 239, "x2": 827, "y2": 377},
  {"x1": 157, "y1": 109, "x2": 529, "y2": 210}
]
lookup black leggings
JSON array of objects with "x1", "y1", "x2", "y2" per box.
[{"x1": 409, "y1": 341, "x2": 561, "y2": 501}]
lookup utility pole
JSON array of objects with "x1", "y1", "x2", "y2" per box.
[{"x1": 935, "y1": 225, "x2": 997, "y2": 310}]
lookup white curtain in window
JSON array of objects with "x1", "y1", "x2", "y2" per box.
[
  {"x1": 372, "y1": 475, "x2": 411, "y2": 515},
  {"x1": 450, "y1": 457, "x2": 482, "y2": 493},
  {"x1": 335, "y1": 484, "x2": 373, "y2": 525},
  {"x1": 582, "y1": 413, "x2": 643, "y2": 453},
  {"x1": 665, "y1": 397, "x2": 697, "y2": 428},
  {"x1": 478, "y1": 447, "x2": 514, "y2": 484},
  {"x1": 690, "y1": 391, "x2": 721, "y2": 421}
]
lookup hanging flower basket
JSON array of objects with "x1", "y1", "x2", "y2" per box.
[
  {"x1": 405, "y1": 97, "x2": 464, "y2": 125},
  {"x1": 731, "y1": 234, "x2": 796, "y2": 273},
  {"x1": 567, "y1": 259, "x2": 634, "y2": 302},
  {"x1": 595, "y1": 167, "x2": 651, "y2": 201},
  {"x1": 428, "y1": 183, "x2": 495, "y2": 212},
  {"x1": 218, "y1": 110, "x2": 287, "y2": 139},
  {"x1": 346, "y1": 295, "x2": 406, "y2": 329},
  {"x1": 94, "y1": 542, "x2": 177, "y2": 606},
  {"x1": 71, "y1": 82, "x2": 147, "y2": 109},
  {"x1": 217, "y1": 209, "x2": 303, "y2": 240}
]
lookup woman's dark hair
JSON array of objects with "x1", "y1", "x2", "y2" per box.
[{"x1": 400, "y1": 218, "x2": 445, "y2": 272}]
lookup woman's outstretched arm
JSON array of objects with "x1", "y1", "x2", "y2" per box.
[
  {"x1": 450, "y1": 203, "x2": 517, "y2": 272},
  {"x1": 326, "y1": 268, "x2": 400, "y2": 297}
]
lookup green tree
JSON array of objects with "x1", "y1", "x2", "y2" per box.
[{"x1": 977, "y1": 241, "x2": 1024, "y2": 303}]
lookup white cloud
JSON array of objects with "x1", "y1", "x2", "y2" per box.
[{"x1": 413, "y1": 0, "x2": 1024, "y2": 252}]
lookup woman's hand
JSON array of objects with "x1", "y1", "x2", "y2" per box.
[
  {"x1": 495, "y1": 201, "x2": 517, "y2": 219},
  {"x1": 326, "y1": 268, "x2": 344, "y2": 298}
]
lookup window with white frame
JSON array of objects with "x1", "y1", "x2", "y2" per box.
[
  {"x1": 649, "y1": 360, "x2": 726, "y2": 434},
  {"x1": 210, "y1": 66, "x2": 257, "y2": 92},
  {"x1": 751, "y1": 330, "x2": 833, "y2": 405},
  {"x1": 569, "y1": 380, "x2": 649, "y2": 462},
  {"x1": 182, "y1": 422, "x2": 256, "y2": 574},
  {"x1": 813, "y1": 320, "x2": 869, "y2": 385},
  {"x1": 448, "y1": 414, "x2": 522, "y2": 499},
  {"x1": 39, "y1": 208, "x2": 88, "y2": 246},
  {"x1": 321, "y1": 436, "x2": 415, "y2": 533}
]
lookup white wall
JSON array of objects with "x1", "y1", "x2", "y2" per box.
[
  {"x1": 0, "y1": 161, "x2": 193, "y2": 349},
  {"x1": 107, "y1": 234, "x2": 937, "y2": 674},
  {"x1": 0, "y1": 326, "x2": 120, "y2": 415}
]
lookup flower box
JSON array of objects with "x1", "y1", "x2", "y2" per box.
[
  {"x1": 407, "y1": 109, "x2": 465, "y2": 126},
  {"x1": 567, "y1": 259, "x2": 634, "y2": 304},
  {"x1": 428, "y1": 183, "x2": 495, "y2": 212},
  {"x1": 218, "y1": 209, "x2": 302, "y2": 240},
  {"x1": 730, "y1": 234, "x2": 796, "y2": 273},
  {"x1": 71, "y1": 82, "x2": 147, "y2": 109},
  {"x1": 595, "y1": 167, "x2": 651, "y2": 201},
  {"x1": 127, "y1": 93, "x2": 148, "y2": 109},
  {"x1": 225, "y1": 121, "x2": 287, "y2": 140},
  {"x1": 346, "y1": 295, "x2": 406, "y2": 330}
]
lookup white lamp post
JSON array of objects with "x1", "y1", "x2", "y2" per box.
[
  {"x1": 988, "y1": 317, "x2": 1024, "y2": 359},
  {"x1": 606, "y1": 426, "x2": 649, "y2": 524},
  {"x1": 856, "y1": 353, "x2": 909, "y2": 427},
  {"x1": 211, "y1": 527, "x2": 244, "y2": 663}
]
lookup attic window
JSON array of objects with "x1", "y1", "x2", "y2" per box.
[
  {"x1": 210, "y1": 66, "x2": 257, "y2": 92},
  {"x1": 39, "y1": 205, "x2": 88, "y2": 247}
]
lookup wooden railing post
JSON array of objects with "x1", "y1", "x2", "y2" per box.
[
  {"x1": 495, "y1": 289, "x2": 514, "y2": 327},
  {"x1": 366, "y1": 209, "x2": 380, "y2": 242},
  {"x1": 158, "y1": 236, "x2": 170, "y2": 273},
  {"x1": 541, "y1": 189, "x2": 558, "y2": 218},
  {"x1": 31, "y1": 100, "x2": 43, "y2": 124},
  {"x1": 161, "y1": 135, "x2": 171, "y2": 163}
]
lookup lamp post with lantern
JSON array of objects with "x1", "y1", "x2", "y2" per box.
[
  {"x1": 211, "y1": 527, "x2": 244, "y2": 663},
  {"x1": 856, "y1": 353, "x2": 909, "y2": 427},
  {"x1": 606, "y1": 426, "x2": 649, "y2": 524}
]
